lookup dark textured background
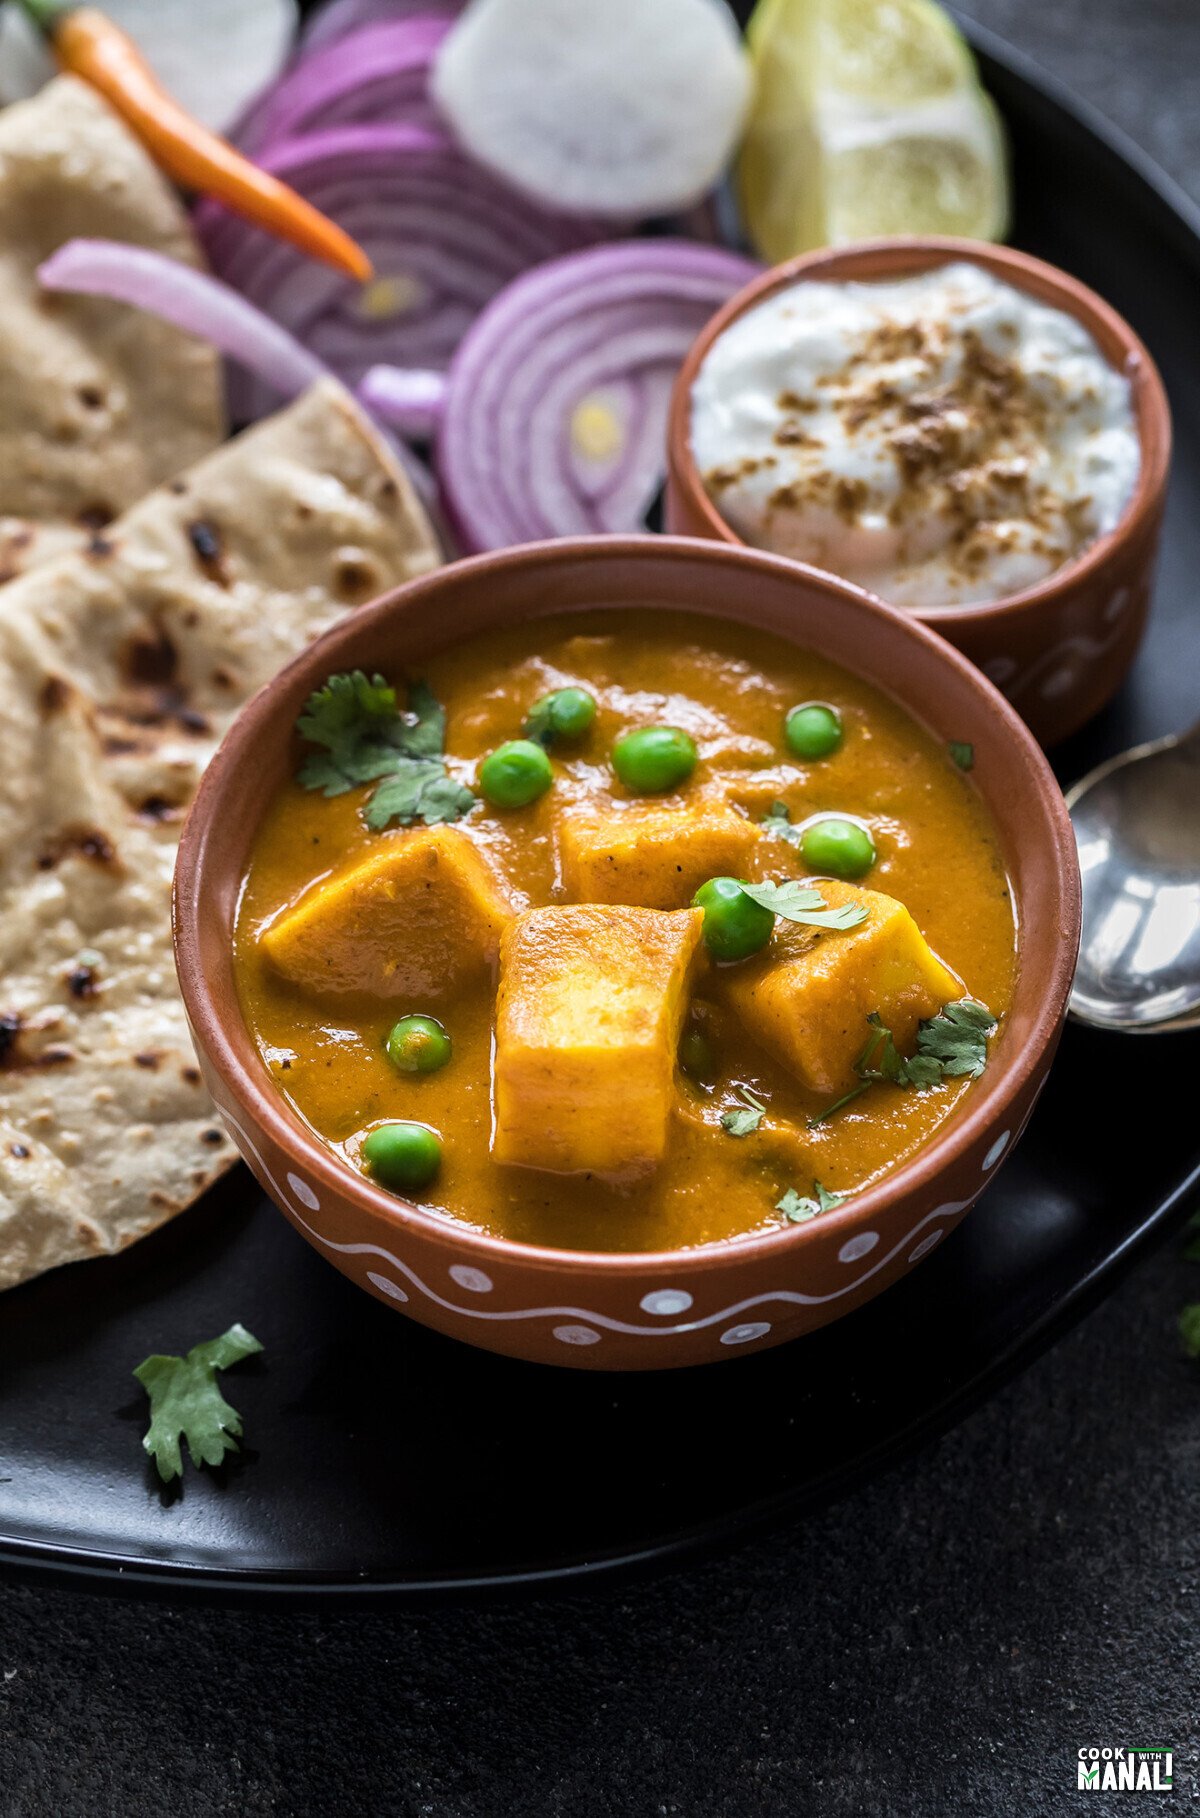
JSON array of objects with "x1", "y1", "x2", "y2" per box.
[{"x1": 3, "y1": 2, "x2": 1200, "y2": 1813}]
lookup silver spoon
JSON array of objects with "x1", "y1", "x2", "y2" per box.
[{"x1": 1067, "y1": 721, "x2": 1200, "y2": 1032}]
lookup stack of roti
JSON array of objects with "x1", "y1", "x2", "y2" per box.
[
  {"x1": 0, "y1": 378, "x2": 440, "y2": 1290},
  {"x1": 0, "y1": 76, "x2": 224, "y2": 581}
]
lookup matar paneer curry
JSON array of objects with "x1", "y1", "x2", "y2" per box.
[{"x1": 234, "y1": 611, "x2": 1016, "y2": 1252}]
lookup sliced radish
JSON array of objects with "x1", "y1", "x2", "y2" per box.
[
  {"x1": 430, "y1": 0, "x2": 751, "y2": 217},
  {"x1": 0, "y1": 0, "x2": 298, "y2": 135}
]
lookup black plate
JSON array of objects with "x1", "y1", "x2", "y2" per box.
[{"x1": 2, "y1": 22, "x2": 1199, "y2": 1601}]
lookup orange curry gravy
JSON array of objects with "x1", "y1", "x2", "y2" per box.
[{"x1": 235, "y1": 611, "x2": 1016, "y2": 1252}]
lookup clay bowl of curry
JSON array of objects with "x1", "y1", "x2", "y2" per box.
[{"x1": 174, "y1": 535, "x2": 1080, "y2": 1371}]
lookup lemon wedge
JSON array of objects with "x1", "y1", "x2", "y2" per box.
[{"x1": 738, "y1": 0, "x2": 1010, "y2": 261}]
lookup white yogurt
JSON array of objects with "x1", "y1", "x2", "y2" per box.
[{"x1": 690, "y1": 261, "x2": 1140, "y2": 608}]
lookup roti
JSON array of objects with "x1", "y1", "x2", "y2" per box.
[
  {"x1": 0, "y1": 377, "x2": 439, "y2": 1291},
  {"x1": 0, "y1": 75, "x2": 224, "y2": 577}
]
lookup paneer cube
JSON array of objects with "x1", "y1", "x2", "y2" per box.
[
  {"x1": 493, "y1": 905, "x2": 703, "y2": 1174},
  {"x1": 720, "y1": 879, "x2": 960, "y2": 1096},
  {"x1": 559, "y1": 801, "x2": 760, "y2": 910},
  {"x1": 259, "y1": 825, "x2": 512, "y2": 1001}
]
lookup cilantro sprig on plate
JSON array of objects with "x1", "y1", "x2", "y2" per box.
[
  {"x1": 296, "y1": 671, "x2": 475, "y2": 830},
  {"x1": 134, "y1": 1324, "x2": 263, "y2": 1484}
]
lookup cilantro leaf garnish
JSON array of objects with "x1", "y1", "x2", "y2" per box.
[
  {"x1": 910, "y1": 999, "x2": 997, "y2": 1079},
  {"x1": 948, "y1": 741, "x2": 975, "y2": 771},
  {"x1": 297, "y1": 671, "x2": 474, "y2": 829},
  {"x1": 739, "y1": 879, "x2": 869, "y2": 931},
  {"x1": 855, "y1": 1001, "x2": 996, "y2": 1088},
  {"x1": 365, "y1": 763, "x2": 476, "y2": 831},
  {"x1": 806, "y1": 1083, "x2": 872, "y2": 1128},
  {"x1": 777, "y1": 1182, "x2": 847, "y2": 1223},
  {"x1": 720, "y1": 1086, "x2": 767, "y2": 1137},
  {"x1": 809, "y1": 999, "x2": 998, "y2": 1124},
  {"x1": 134, "y1": 1324, "x2": 262, "y2": 1484}
]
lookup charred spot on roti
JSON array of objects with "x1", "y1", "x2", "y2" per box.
[
  {"x1": 66, "y1": 962, "x2": 100, "y2": 1000},
  {"x1": 201, "y1": 1128, "x2": 225, "y2": 1145},
  {"x1": 77, "y1": 385, "x2": 106, "y2": 412},
  {"x1": 37, "y1": 825, "x2": 119, "y2": 871},
  {"x1": 210, "y1": 666, "x2": 237, "y2": 691},
  {"x1": 0, "y1": 1016, "x2": 76, "y2": 1070},
  {"x1": 186, "y1": 518, "x2": 231, "y2": 586},
  {"x1": 134, "y1": 1050, "x2": 163, "y2": 1069},
  {"x1": 77, "y1": 503, "x2": 114, "y2": 531},
  {"x1": 137, "y1": 794, "x2": 186, "y2": 824},
  {"x1": 148, "y1": 1190, "x2": 177, "y2": 1210},
  {"x1": 182, "y1": 1065, "x2": 201, "y2": 1086},
  {"x1": 169, "y1": 479, "x2": 188, "y2": 496},
  {"x1": 332, "y1": 553, "x2": 378, "y2": 602},
  {"x1": 38, "y1": 674, "x2": 72, "y2": 716},
  {"x1": 122, "y1": 625, "x2": 178, "y2": 688},
  {"x1": 9, "y1": 1144, "x2": 30, "y2": 1160}
]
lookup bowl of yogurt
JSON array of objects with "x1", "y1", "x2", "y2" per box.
[{"x1": 666, "y1": 239, "x2": 1171, "y2": 746}]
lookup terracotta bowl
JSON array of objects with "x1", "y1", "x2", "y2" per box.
[
  {"x1": 666, "y1": 237, "x2": 1171, "y2": 748},
  {"x1": 174, "y1": 536, "x2": 1080, "y2": 1372}
]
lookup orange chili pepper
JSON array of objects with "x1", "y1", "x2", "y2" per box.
[{"x1": 37, "y1": 5, "x2": 373, "y2": 284}]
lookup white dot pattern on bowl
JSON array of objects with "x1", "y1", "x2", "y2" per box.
[
  {"x1": 640, "y1": 1289, "x2": 694, "y2": 1316},
  {"x1": 720, "y1": 1321, "x2": 772, "y2": 1346},
  {"x1": 367, "y1": 1271, "x2": 408, "y2": 1302},
  {"x1": 908, "y1": 1230, "x2": 944, "y2": 1264},
  {"x1": 449, "y1": 1265, "x2": 493, "y2": 1293},
  {"x1": 553, "y1": 1324, "x2": 601, "y2": 1346},
  {"x1": 838, "y1": 1232, "x2": 879, "y2": 1265},
  {"x1": 982, "y1": 1131, "x2": 1011, "y2": 1171},
  {"x1": 286, "y1": 1171, "x2": 319, "y2": 1211}
]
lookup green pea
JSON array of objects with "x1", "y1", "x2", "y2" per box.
[
  {"x1": 799, "y1": 816, "x2": 876, "y2": 879},
  {"x1": 526, "y1": 685, "x2": 597, "y2": 745},
  {"x1": 693, "y1": 876, "x2": 774, "y2": 962},
  {"x1": 679, "y1": 1026, "x2": 715, "y2": 1080},
  {"x1": 613, "y1": 725, "x2": 697, "y2": 794},
  {"x1": 785, "y1": 701, "x2": 843, "y2": 760},
  {"x1": 362, "y1": 1121, "x2": 442, "y2": 1193},
  {"x1": 386, "y1": 1014, "x2": 451, "y2": 1075},
  {"x1": 479, "y1": 738, "x2": 553, "y2": 808}
]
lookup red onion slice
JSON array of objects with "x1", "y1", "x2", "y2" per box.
[
  {"x1": 433, "y1": 239, "x2": 759, "y2": 552},
  {"x1": 36, "y1": 238, "x2": 326, "y2": 399},
  {"x1": 300, "y1": 0, "x2": 460, "y2": 56},
  {"x1": 195, "y1": 124, "x2": 609, "y2": 422},
  {"x1": 236, "y1": 17, "x2": 451, "y2": 154},
  {"x1": 359, "y1": 363, "x2": 448, "y2": 440}
]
